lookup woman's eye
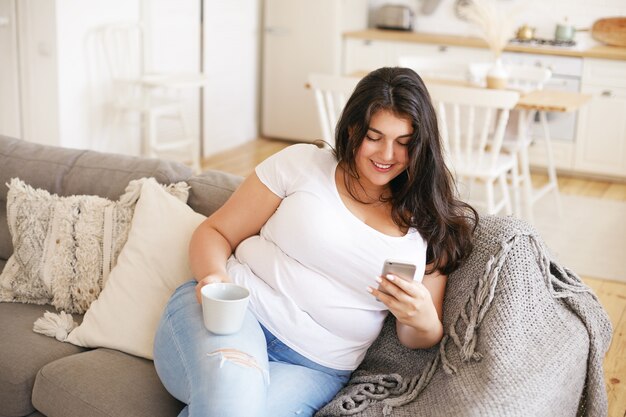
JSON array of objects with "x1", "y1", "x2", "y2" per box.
[
  {"x1": 366, "y1": 135, "x2": 381, "y2": 141},
  {"x1": 397, "y1": 141, "x2": 410, "y2": 147}
]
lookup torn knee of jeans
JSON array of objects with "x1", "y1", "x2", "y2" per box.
[{"x1": 207, "y1": 348, "x2": 269, "y2": 382}]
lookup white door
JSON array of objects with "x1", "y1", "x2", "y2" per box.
[
  {"x1": 0, "y1": 0, "x2": 21, "y2": 138},
  {"x1": 262, "y1": 0, "x2": 369, "y2": 142}
]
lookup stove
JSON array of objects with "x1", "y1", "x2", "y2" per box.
[{"x1": 509, "y1": 37, "x2": 576, "y2": 48}]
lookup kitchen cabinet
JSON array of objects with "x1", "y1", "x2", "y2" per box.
[
  {"x1": 343, "y1": 37, "x2": 492, "y2": 74},
  {"x1": 575, "y1": 58, "x2": 626, "y2": 178},
  {"x1": 527, "y1": 139, "x2": 575, "y2": 171},
  {"x1": 343, "y1": 38, "x2": 395, "y2": 74}
]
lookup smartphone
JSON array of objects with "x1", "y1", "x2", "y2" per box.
[
  {"x1": 381, "y1": 259, "x2": 417, "y2": 282},
  {"x1": 377, "y1": 260, "x2": 417, "y2": 297}
]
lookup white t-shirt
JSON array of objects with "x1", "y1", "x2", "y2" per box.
[{"x1": 226, "y1": 144, "x2": 427, "y2": 370}]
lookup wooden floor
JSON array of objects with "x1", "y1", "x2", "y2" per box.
[{"x1": 202, "y1": 137, "x2": 626, "y2": 417}]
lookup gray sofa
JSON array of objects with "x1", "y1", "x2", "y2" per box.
[
  {"x1": 0, "y1": 135, "x2": 612, "y2": 417},
  {"x1": 0, "y1": 135, "x2": 238, "y2": 417}
]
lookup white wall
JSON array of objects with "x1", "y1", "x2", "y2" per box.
[{"x1": 0, "y1": 0, "x2": 21, "y2": 139}]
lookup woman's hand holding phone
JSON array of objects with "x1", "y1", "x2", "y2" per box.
[
  {"x1": 377, "y1": 260, "x2": 416, "y2": 295},
  {"x1": 367, "y1": 260, "x2": 436, "y2": 329}
]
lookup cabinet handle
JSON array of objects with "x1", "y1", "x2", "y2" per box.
[
  {"x1": 363, "y1": 40, "x2": 372, "y2": 46},
  {"x1": 601, "y1": 90, "x2": 612, "y2": 97},
  {"x1": 438, "y1": 45, "x2": 448, "y2": 52}
]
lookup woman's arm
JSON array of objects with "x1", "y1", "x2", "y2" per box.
[
  {"x1": 368, "y1": 265, "x2": 447, "y2": 349},
  {"x1": 189, "y1": 173, "x2": 281, "y2": 302}
]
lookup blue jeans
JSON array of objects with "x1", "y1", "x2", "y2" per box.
[{"x1": 153, "y1": 280, "x2": 351, "y2": 417}]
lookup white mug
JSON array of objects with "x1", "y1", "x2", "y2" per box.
[{"x1": 201, "y1": 283, "x2": 250, "y2": 335}]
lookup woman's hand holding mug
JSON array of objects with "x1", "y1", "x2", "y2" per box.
[{"x1": 195, "y1": 272, "x2": 231, "y2": 304}]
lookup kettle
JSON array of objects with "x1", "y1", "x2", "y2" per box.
[
  {"x1": 555, "y1": 17, "x2": 577, "y2": 42},
  {"x1": 555, "y1": 23, "x2": 576, "y2": 42},
  {"x1": 516, "y1": 24, "x2": 536, "y2": 40}
]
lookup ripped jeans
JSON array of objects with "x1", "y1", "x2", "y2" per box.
[{"x1": 153, "y1": 280, "x2": 351, "y2": 417}]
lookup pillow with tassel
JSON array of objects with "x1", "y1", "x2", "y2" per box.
[{"x1": 35, "y1": 178, "x2": 206, "y2": 359}]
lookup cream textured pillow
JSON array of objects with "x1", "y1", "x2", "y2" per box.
[
  {"x1": 66, "y1": 178, "x2": 206, "y2": 359},
  {"x1": 0, "y1": 178, "x2": 189, "y2": 313}
]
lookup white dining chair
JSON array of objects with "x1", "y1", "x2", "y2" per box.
[
  {"x1": 469, "y1": 63, "x2": 559, "y2": 221},
  {"x1": 100, "y1": 22, "x2": 202, "y2": 172},
  {"x1": 427, "y1": 83, "x2": 521, "y2": 215},
  {"x1": 308, "y1": 73, "x2": 360, "y2": 147}
]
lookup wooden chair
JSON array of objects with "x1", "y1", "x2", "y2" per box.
[
  {"x1": 100, "y1": 22, "x2": 201, "y2": 172},
  {"x1": 308, "y1": 73, "x2": 360, "y2": 147},
  {"x1": 427, "y1": 83, "x2": 521, "y2": 215}
]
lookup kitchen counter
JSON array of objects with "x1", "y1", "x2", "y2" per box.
[{"x1": 344, "y1": 29, "x2": 626, "y2": 61}]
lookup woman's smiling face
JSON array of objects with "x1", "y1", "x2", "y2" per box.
[{"x1": 354, "y1": 109, "x2": 413, "y2": 194}]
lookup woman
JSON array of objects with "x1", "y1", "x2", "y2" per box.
[{"x1": 153, "y1": 67, "x2": 478, "y2": 417}]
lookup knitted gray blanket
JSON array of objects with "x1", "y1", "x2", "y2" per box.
[{"x1": 317, "y1": 216, "x2": 612, "y2": 417}]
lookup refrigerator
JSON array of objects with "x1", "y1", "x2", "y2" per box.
[{"x1": 261, "y1": 0, "x2": 368, "y2": 142}]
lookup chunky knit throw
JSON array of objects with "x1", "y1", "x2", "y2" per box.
[{"x1": 316, "y1": 215, "x2": 612, "y2": 417}]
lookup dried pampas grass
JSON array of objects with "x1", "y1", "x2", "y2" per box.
[{"x1": 458, "y1": 0, "x2": 521, "y2": 57}]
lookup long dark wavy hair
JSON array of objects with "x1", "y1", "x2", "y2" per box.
[{"x1": 334, "y1": 67, "x2": 478, "y2": 275}]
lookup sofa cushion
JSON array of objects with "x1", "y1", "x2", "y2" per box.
[
  {"x1": 32, "y1": 348, "x2": 184, "y2": 417},
  {"x1": 0, "y1": 135, "x2": 193, "y2": 261},
  {"x1": 0, "y1": 178, "x2": 190, "y2": 314},
  {"x1": 187, "y1": 169, "x2": 242, "y2": 217},
  {"x1": 0, "y1": 302, "x2": 85, "y2": 417}
]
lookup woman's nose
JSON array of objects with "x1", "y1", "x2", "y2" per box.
[{"x1": 381, "y1": 140, "x2": 394, "y2": 160}]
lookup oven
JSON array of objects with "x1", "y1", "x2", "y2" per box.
[{"x1": 502, "y1": 51, "x2": 583, "y2": 142}]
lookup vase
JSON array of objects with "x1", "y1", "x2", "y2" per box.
[{"x1": 486, "y1": 57, "x2": 508, "y2": 89}]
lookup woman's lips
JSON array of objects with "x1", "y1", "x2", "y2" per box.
[{"x1": 371, "y1": 160, "x2": 393, "y2": 172}]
